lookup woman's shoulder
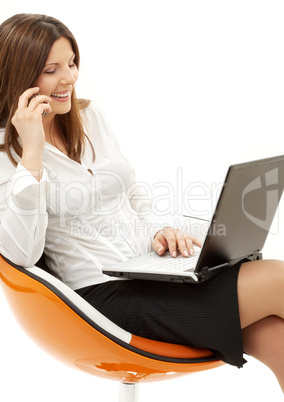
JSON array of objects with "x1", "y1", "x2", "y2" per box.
[
  {"x1": 79, "y1": 99, "x2": 117, "y2": 142},
  {"x1": 79, "y1": 99, "x2": 108, "y2": 124}
]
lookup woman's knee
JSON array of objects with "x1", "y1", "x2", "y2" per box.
[{"x1": 237, "y1": 259, "x2": 284, "y2": 328}]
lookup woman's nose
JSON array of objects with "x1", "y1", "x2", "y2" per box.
[{"x1": 60, "y1": 67, "x2": 78, "y2": 86}]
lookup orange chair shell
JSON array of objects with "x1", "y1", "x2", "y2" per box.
[{"x1": 0, "y1": 255, "x2": 224, "y2": 384}]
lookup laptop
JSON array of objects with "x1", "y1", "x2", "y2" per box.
[{"x1": 103, "y1": 155, "x2": 284, "y2": 284}]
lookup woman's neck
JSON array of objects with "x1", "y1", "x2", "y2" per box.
[
  {"x1": 43, "y1": 116, "x2": 68, "y2": 155},
  {"x1": 42, "y1": 114, "x2": 55, "y2": 141}
]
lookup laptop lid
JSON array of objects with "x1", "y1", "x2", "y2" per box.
[{"x1": 195, "y1": 154, "x2": 284, "y2": 278}]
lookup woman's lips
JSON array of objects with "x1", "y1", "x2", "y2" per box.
[{"x1": 50, "y1": 91, "x2": 70, "y2": 102}]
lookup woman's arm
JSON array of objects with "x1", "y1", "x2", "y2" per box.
[
  {"x1": 0, "y1": 162, "x2": 49, "y2": 267},
  {"x1": 0, "y1": 87, "x2": 52, "y2": 266}
]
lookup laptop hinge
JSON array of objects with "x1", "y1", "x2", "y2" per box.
[
  {"x1": 200, "y1": 262, "x2": 236, "y2": 282},
  {"x1": 200, "y1": 250, "x2": 263, "y2": 281},
  {"x1": 247, "y1": 249, "x2": 263, "y2": 261}
]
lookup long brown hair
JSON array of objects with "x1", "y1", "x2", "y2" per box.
[{"x1": 0, "y1": 13, "x2": 94, "y2": 166}]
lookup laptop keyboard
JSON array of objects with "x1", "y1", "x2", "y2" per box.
[{"x1": 147, "y1": 253, "x2": 200, "y2": 272}]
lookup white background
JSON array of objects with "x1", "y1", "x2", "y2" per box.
[{"x1": 1, "y1": 1, "x2": 284, "y2": 401}]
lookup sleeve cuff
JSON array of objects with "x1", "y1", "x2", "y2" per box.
[{"x1": 7, "y1": 163, "x2": 52, "y2": 212}]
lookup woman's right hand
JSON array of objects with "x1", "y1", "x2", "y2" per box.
[
  {"x1": 11, "y1": 87, "x2": 52, "y2": 180},
  {"x1": 11, "y1": 87, "x2": 52, "y2": 152}
]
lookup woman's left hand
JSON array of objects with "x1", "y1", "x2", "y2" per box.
[{"x1": 152, "y1": 227, "x2": 202, "y2": 258}]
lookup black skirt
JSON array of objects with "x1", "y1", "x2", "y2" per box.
[{"x1": 76, "y1": 261, "x2": 245, "y2": 368}]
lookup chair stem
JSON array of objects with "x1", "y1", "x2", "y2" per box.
[{"x1": 119, "y1": 382, "x2": 139, "y2": 402}]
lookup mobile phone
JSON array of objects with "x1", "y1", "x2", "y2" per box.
[{"x1": 28, "y1": 93, "x2": 40, "y2": 105}]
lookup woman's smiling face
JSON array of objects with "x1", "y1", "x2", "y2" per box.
[{"x1": 35, "y1": 36, "x2": 79, "y2": 118}]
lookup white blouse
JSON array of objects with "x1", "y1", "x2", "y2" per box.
[{"x1": 0, "y1": 102, "x2": 166, "y2": 290}]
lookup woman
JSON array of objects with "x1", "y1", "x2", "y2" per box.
[{"x1": 0, "y1": 14, "x2": 283, "y2": 391}]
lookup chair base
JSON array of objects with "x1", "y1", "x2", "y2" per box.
[{"x1": 119, "y1": 383, "x2": 139, "y2": 402}]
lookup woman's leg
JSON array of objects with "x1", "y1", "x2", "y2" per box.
[
  {"x1": 242, "y1": 316, "x2": 284, "y2": 392},
  {"x1": 238, "y1": 259, "x2": 284, "y2": 391}
]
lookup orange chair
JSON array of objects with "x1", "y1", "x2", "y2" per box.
[{"x1": 0, "y1": 254, "x2": 224, "y2": 401}]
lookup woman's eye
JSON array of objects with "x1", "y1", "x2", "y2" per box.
[{"x1": 42, "y1": 63, "x2": 76, "y2": 74}]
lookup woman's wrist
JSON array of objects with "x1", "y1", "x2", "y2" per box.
[{"x1": 21, "y1": 149, "x2": 43, "y2": 181}]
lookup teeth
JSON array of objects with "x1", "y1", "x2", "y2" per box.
[{"x1": 51, "y1": 91, "x2": 70, "y2": 98}]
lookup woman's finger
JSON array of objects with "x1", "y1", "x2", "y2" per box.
[
  {"x1": 37, "y1": 102, "x2": 52, "y2": 117},
  {"x1": 152, "y1": 232, "x2": 168, "y2": 255},
  {"x1": 17, "y1": 87, "x2": 40, "y2": 109},
  {"x1": 27, "y1": 94, "x2": 52, "y2": 112},
  {"x1": 175, "y1": 229, "x2": 189, "y2": 257},
  {"x1": 166, "y1": 230, "x2": 178, "y2": 257},
  {"x1": 186, "y1": 236, "x2": 202, "y2": 255}
]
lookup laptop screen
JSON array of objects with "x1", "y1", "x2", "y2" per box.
[{"x1": 195, "y1": 155, "x2": 284, "y2": 273}]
